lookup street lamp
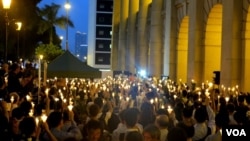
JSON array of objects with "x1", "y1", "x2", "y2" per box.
[
  {"x1": 64, "y1": 0, "x2": 71, "y2": 51},
  {"x1": 15, "y1": 22, "x2": 22, "y2": 60},
  {"x1": 2, "y1": 0, "x2": 11, "y2": 62},
  {"x1": 38, "y1": 55, "x2": 43, "y2": 104}
]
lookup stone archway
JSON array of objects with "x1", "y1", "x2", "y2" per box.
[
  {"x1": 242, "y1": 5, "x2": 250, "y2": 92},
  {"x1": 204, "y1": 4, "x2": 223, "y2": 82},
  {"x1": 177, "y1": 16, "x2": 189, "y2": 83}
]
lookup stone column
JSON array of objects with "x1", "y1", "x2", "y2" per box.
[
  {"x1": 118, "y1": 0, "x2": 129, "y2": 71},
  {"x1": 148, "y1": 0, "x2": 163, "y2": 78},
  {"x1": 187, "y1": 0, "x2": 205, "y2": 84},
  {"x1": 163, "y1": 0, "x2": 177, "y2": 79},
  {"x1": 111, "y1": 0, "x2": 120, "y2": 71},
  {"x1": 126, "y1": 0, "x2": 139, "y2": 74},
  {"x1": 137, "y1": 0, "x2": 152, "y2": 74},
  {"x1": 221, "y1": 0, "x2": 242, "y2": 87}
]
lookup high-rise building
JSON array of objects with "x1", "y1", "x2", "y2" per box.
[
  {"x1": 88, "y1": 0, "x2": 113, "y2": 69},
  {"x1": 75, "y1": 32, "x2": 88, "y2": 62}
]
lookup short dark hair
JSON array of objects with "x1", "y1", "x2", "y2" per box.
[
  {"x1": 94, "y1": 97, "x2": 103, "y2": 108},
  {"x1": 19, "y1": 117, "x2": 36, "y2": 137},
  {"x1": 126, "y1": 131, "x2": 143, "y2": 141},
  {"x1": 167, "y1": 127, "x2": 187, "y2": 141},
  {"x1": 194, "y1": 107, "x2": 207, "y2": 123},
  {"x1": 86, "y1": 119, "x2": 103, "y2": 133},
  {"x1": 88, "y1": 104, "x2": 100, "y2": 117},
  {"x1": 47, "y1": 111, "x2": 63, "y2": 128},
  {"x1": 143, "y1": 124, "x2": 161, "y2": 140},
  {"x1": 124, "y1": 108, "x2": 139, "y2": 128}
]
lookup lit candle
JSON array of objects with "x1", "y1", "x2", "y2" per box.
[
  {"x1": 63, "y1": 99, "x2": 67, "y2": 103},
  {"x1": 26, "y1": 95, "x2": 31, "y2": 101},
  {"x1": 35, "y1": 117, "x2": 39, "y2": 127},
  {"x1": 173, "y1": 95, "x2": 177, "y2": 100},
  {"x1": 167, "y1": 106, "x2": 173, "y2": 114},
  {"x1": 29, "y1": 109, "x2": 34, "y2": 117},
  {"x1": 225, "y1": 97, "x2": 229, "y2": 103},
  {"x1": 126, "y1": 97, "x2": 130, "y2": 102},
  {"x1": 150, "y1": 99, "x2": 154, "y2": 104},
  {"x1": 205, "y1": 90, "x2": 210, "y2": 97},
  {"x1": 45, "y1": 88, "x2": 49, "y2": 97},
  {"x1": 41, "y1": 114, "x2": 47, "y2": 122},
  {"x1": 161, "y1": 105, "x2": 165, "y2": 109},
  {"x1": 31, "y1": 102, "x2": 35, "y2": 109},
  {"x1": 155, "y1": 98, "x2": 158, "y2": 103},
  {"x1": 68, "y1": 104, "x2": 73, "y2": 111},
  {"x1": 10, "y1": 96, "x2": 14, "y2": 103}
]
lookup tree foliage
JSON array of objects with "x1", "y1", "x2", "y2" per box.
[
  {"x1": 0, "y1": 0, "x2": 74, "y2": 62},
  {"x1": 35, "y1": 44, "x2": 64, "y2": 62},
  {"x1": 37, "y1": 3, "x2": 74, "y2": 44}
]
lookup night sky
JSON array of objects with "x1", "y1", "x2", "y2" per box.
[{"x1": 38, "y1": 0, "x2": 89, "y2": 53}]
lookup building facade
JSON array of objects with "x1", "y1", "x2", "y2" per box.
[
  {"x1": 111, "y1": 0, "x2": 250, "y2": 92},
  {"x1": 88, "y1": 0, "x2": 113, "y2": 69}
]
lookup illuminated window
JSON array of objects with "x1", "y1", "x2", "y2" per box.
[
  {"x1": 98, "y1": 44, "x2": 104, "y2": 48},
  {"x1": 99, "y1": 17, "x2": 105, "y2": 22},
  {"x1": 99, "y1": 30, "x2": 104, "y2": 35},
  {"x1": 98, "y1": 57, "x2": 103, "y2": 62},
  {"x1": 99, "y1": 4, "x2": 105, "y2": 9}
]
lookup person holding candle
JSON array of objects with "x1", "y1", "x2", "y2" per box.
[
  {"x1": 62, "y1": 110, "x2": 82, "y2": 141},
  {"x1": 192, "y1": 97, "x2": 215, "y2": 141},
  {"x1": 43, "y1": 111, "x2": 81, "y2": 141},
  {"x1": 17, "y1": 116, "x2": 57, "y2": 141},
  {"x1": 139, "y1": 102, "x2": 156, "y2": 128}
]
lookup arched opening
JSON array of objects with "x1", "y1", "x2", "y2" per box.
[
  {"x1": 204, "y1": 4, "x2": 222, "y2": 82},
  {"x1": 177, "y1": 16, "x2": 189, "y2": 83},
  {"x1": 243, "y1": 6, "x2": 250, "y2": 92}
]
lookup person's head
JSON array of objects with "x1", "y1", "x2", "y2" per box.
[
  {"x1": 226, "y1": 102, "x2": 235, "y2": 113},
  {"x1": 126, "y1": 131, "x2": 143, "y2": 141},
  {"x1": 94, "y1": 97, "x2": 103, "y2": 109},
  {"x1": 143, "y1": 124, "x2": 161, "y2": 141},
  {"x1": 118, "y1": 109, "x2": 126, "y2": 123},
  {"x1": 86, "y1": 120, "x2": 103, "y2": 141},
  {"x1": 1, "y1": 63, "x2": 9, "y2": 72},
  {"x1": 238, "y1": 95, "x2": 245, "y2": 104},
  {"x1": 19, "y1": 117, "x2": 36, "y2": 137},
  {"x1": 47, "y1": 111, "x2": 63, "y2": 129},
  {"x1": 124, "y1": 108, "x2": 140, "y2": 128},
  {"x1": 177, "y1": 122, "x2": 194, "y2": 139},
  {"x1": 215, "y1": 113, "x2": 229, "y2": 129},
  {"x1": 167, "y1": 127, "x2": 187, "y2": 141},
  {"x1": 63, "y1": 110, "x2": 70, "y2": 122},
  {"x1": 155, "y1": 115, "x2": 169, "y2": 129},
  {"x1": 182, "y1": 107, "x2": 193, "y2": 119},
  {"x1": 19, "y1": 101, "x2": 32, "y2": 117},
  {"x1": 22, "y1": 70, "x2": 33, "y2": 83},
  {"x1": 194, "y1": 107, "x2": 207, "y2": 123},
  {"x1": 88, "y1": 104, "x2": 100, "y2": 118},
  {"x1": 10, "y1": 63, "x2": 20, "y2": 74}
]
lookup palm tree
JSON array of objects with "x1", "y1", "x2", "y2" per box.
[{"x1": 37, "y1": 3, "x2": 74, "y2": 44}]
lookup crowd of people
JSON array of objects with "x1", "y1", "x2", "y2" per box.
[{"x1": 1, "y1": 62, "x2": 250, "y2": 141}]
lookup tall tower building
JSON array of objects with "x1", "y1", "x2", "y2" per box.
[
  {"x1": 75, "y1": 32, "x2": 88, "y2": 62},
  {"x1": 88, "y1": 0, "x2": 113, "y2": 69}
]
